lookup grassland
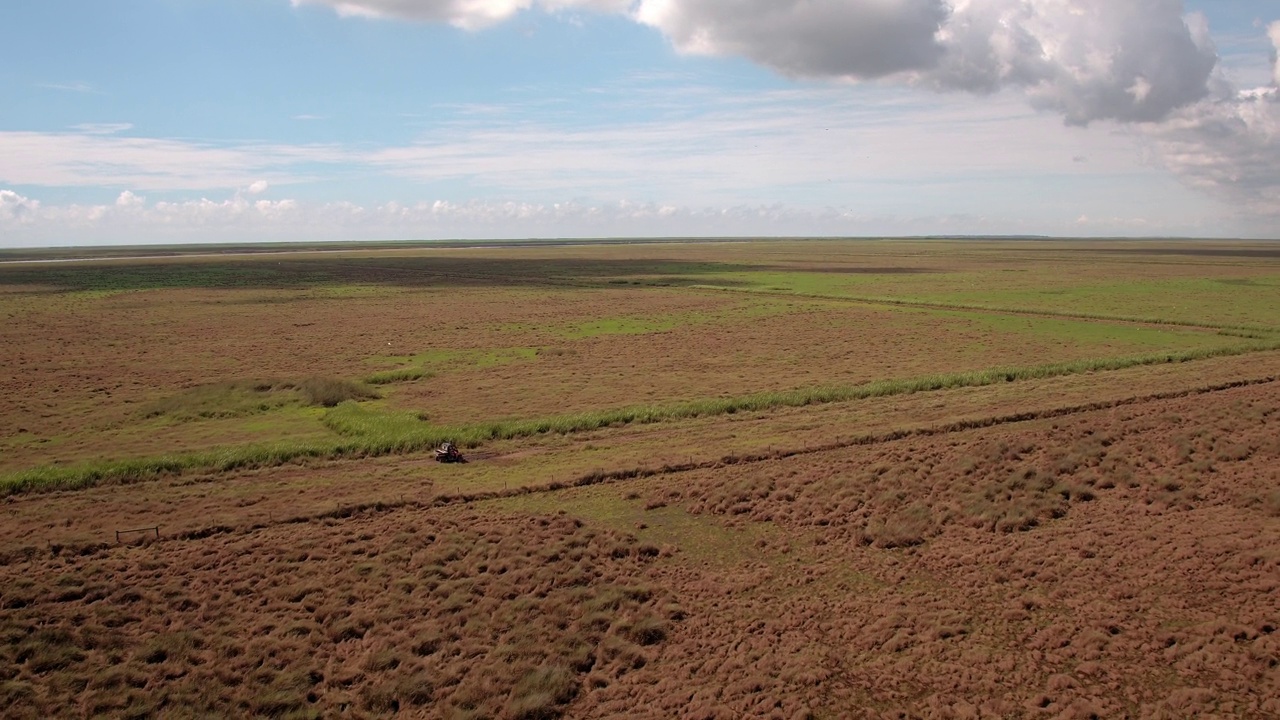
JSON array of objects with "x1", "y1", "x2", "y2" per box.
[{"x1": 1, "y1": 239, "x2": 1278, "y2": 718}]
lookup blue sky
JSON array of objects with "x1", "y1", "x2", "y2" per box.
[{"x1": 1, "y1": 0, "x2": 1278, "y2": 245}]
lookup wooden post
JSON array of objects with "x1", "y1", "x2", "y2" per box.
[{"x1": 115, "y1": 526, "x2": 160, "y2": 543}]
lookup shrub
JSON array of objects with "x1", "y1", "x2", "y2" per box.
[{"x1": 296, "y1": 377, "x2": 378, "y2": 407}]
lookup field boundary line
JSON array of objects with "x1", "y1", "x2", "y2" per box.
[
  {"x1": 686, "y1": 284, "x2": 1278, "y2": 334},
  {"x1": 7, "y1": 374, "x2": 1272, "y2": 566}
]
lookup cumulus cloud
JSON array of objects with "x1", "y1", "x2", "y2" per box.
[
  {"x1": 1270, "y1": 21, "x2": 1280, "y2": 87},
  {"x1": 0, "y1": 191, "x2": 304, "y2": 234},
  {"x1": 928, "y1": 0, "x2": 1218, "y2": 125},
  {"x1": 1144, "y1": 27, "x2": 1280, "y2": 218},
  {"x1": 116, "y1": 190, "x2": 145, "y2": 208},
  {"x1": 635, "y1": 0, "x2": 949, "y2": 79},
  {"x1": 299, "y1": 0, "x2": 1223, "y2": 126},
  {"x1": 636, "y1": 0, "x2": 1220, "y2": 125},
  {"x1": 0, "y1": 190, "x2": 42, "y2": 224}
]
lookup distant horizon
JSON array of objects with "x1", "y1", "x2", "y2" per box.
[{"x1": 4, "y1": 233, "x2": 1279, "y2": 262}]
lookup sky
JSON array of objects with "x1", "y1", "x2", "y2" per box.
[{"x1": 1, "y1": 0, "x2": 1278, "y2": 246}]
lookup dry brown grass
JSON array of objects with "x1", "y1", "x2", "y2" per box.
[
  {"x1": 3, "y1": 381, "x2": 1277, "y2": 718},
  {"x1": 0, "y1": 510, "x2": 674, "y2": 719}
]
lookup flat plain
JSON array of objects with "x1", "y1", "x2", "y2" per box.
[{"x1": 1, "y1": 239, "x2": 1278, "y2": 719}]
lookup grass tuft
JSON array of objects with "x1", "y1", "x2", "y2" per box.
[{"x1": 505, "y1": 665, "x2": 578, "y2": 720}]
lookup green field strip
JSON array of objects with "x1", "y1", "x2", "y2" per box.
[
  {"x1": 495, "y1": 299, "x2": 799, "y2": 341},
  {"x1": 4, "y1": 340, "x2": 1279, "y2": 497},
  {"x1": 685, "y1": 283, "x2": 1279, "y2": 334}
]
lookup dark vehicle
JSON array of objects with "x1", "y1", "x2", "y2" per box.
[{"x1": 434, "y1": 441, "x2": 466, "y2": 463}]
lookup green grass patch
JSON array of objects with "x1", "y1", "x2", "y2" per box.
[
  {"x1": 497, "y1": 316, "x2": 679, "y2": 339},
  {"x1": 367, "y1": 347, "x2": 539, "y2": 373},
  {"x1": 310, "y1": 284, "x2": 400, "y2": 299},
  {"x1": 500, "y1": 299, "x2": 803, "y2": 341},
  {"x1": 898, "y1": 276, "x2": 1280, "y2": 329},
  {"x1": 688, "y1": 271, "x2": 1280, "y2": 332},
  {"x1": 364, "y1": 368, "x2": 432, "y2": 385},
  {"x1": 6, "y1": 339, "x2": 1278, "y2": 496},
  {"x1": 361, "y1": 346, "x2": 536, "y2": 386},
  {"x1": 935, "y1": 310, "x2": 1251, "y2": 350},
  {"x1": 557, "y1": 316, "x2": 680, "y2": 339}
]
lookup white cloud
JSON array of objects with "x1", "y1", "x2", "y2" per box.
[
  {"x1": 1270, "y1": 21, "x2": 1280, "y2": 86},
  {"x1": 0, "y1": 87, "x2": 1156, "y2": 204},
  {"x1": 0, "y1": 84, "x2": 1235, "y2": 234},
  {"x1": 0, "y1": 190, "x2": 42, "y2": 225},
  {"x1": 38, "y1": 82, "x2": 100, "y2": 94},
  {"x1": 925, "y1": 0, "x2": 1218, "y2": 125},
  {"x1": 365, "y1": 87, "x2": 1167, "y2": 210},
  {"x1": 0, "y1": 130, "x2": 346, "y2": 190},
  {"x1": 291, "y1": 0, "x2": 534, "y2": 29},
  {"x1": 116, "y1": 190, "x2": 145, "y2": 208},
  {"x1": 1138, "y1": 21, "x2": 1280, "y2": 218},
  {"x1": 632, "y1": 0, "x2": 1223, "y2": 126},
  {"x1": 635, "y1": 0, "x2": 948, "y2": 79},
  {"x1": 70, "y1": 123, "x2": 134, "y2": 135},
  {"x1": 1, "y1": 188, "x2": 1204, "y2": 246},
  {"x1": 290, "y1": 0, "x2": 630, "y2": 28},
  {"x1": 297, "y1": 0, "x2": 1223, "y2": 127}
]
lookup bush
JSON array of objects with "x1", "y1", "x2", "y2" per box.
[{"x1": 296, "y1": 377, "x2": 378, "y2": 407}]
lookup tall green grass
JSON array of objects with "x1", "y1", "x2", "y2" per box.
[{"x1": 4, "y1": 339, "x2": 1279, "y2": 496}]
